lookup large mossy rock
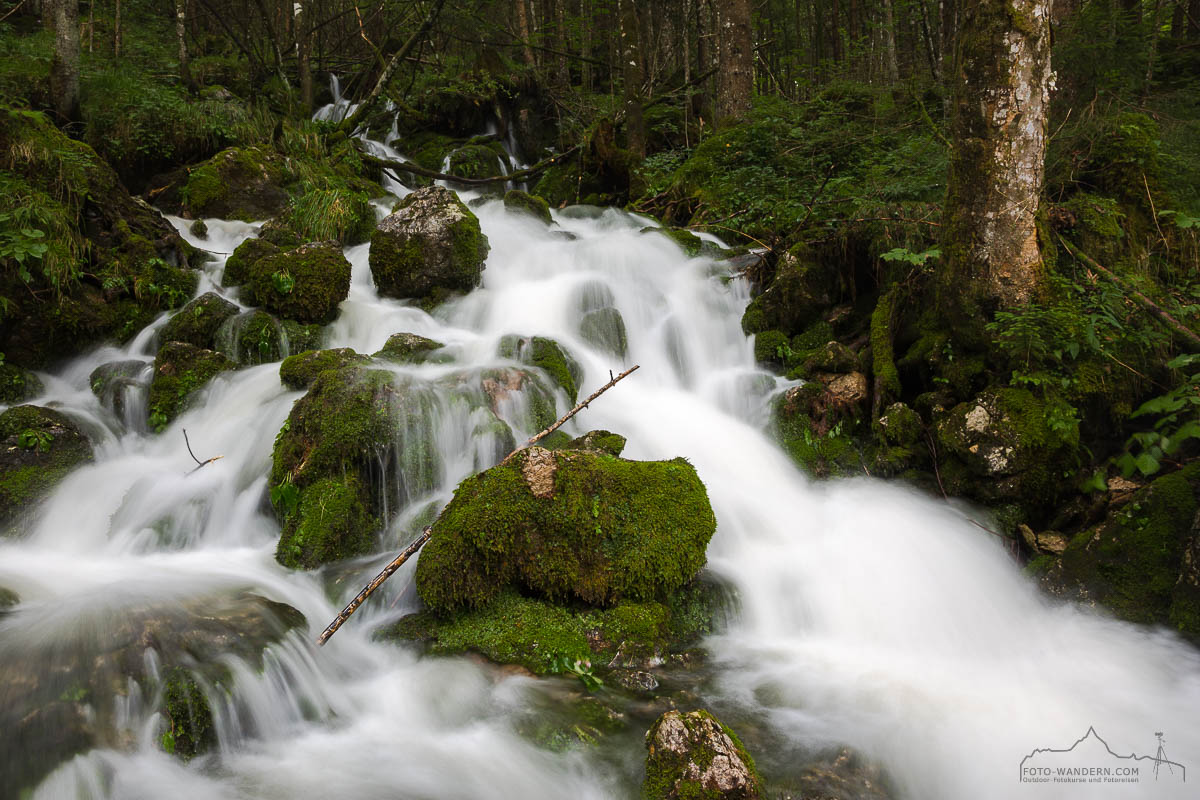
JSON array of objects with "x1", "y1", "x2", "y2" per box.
[
  {"x1": 643, "y1": 710, "x2": 764, "y2": 800},
  {"x1": 0, "y1": 107, "x2": 196, "y2": 367},
  {"x1": 279, "y1": 347, "x2": 370, "y2": 390},
  {"x1": 374, "y1": 332, "x2": 445, "y2": 364},
  {"x1": 243, "y1": 240, "x2": 351, "y2": 324},
  {"x1": 0, "y1": 405, "x2": 93, "y2": 526},
  {"x1": 1040, "y1": 463, "x2": 1200, "y2": 639},
  {"x1": 158, "y1": 292, "x2": 239, "y2": 350},
  {"x1": 181, "y1": 146, "x2": 289, "y2": 221},
  {"x1": 222, "y1": 236, "x2": 280, "y2": 287},
  {"x1": 270, "y1": 366, "x2": 400, "y2": 569},
  {"x1": 369, "y1": 185, "x2": 490, "y2": 301},
  {"x1": 0, "y1": 363, "x2": 43, "y2": 404},
  {"x1": 503, "y1": 189, "x2": 552, "y2": 224},
  {"x1": 415, "y1": 446, "x2": 716, "y2": 611},
  {"x1": 740, "y1": 245, "x2": 837, "y2": 338},
  {"x1": 147, "y1": 342, "x2": 235, "y2": 430}
]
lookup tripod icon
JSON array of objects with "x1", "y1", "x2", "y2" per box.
[{"x1": 1154, "y1": 732, "x2": 1175, "y2": 780}]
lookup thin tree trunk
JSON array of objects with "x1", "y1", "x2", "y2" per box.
[
  {"x1": 298, "y1": 0, "x2": 314, "y2": 113},
  {"x1": 1144, "y1": 0, "x2": 1166, "y2": 95},
  {"x1": 619, "y1": 0, "x2": 645, "y2": 157},
  {"x1": 715, "y1": 0, "x2": 752, "y2": 123},
  {"x1": 175, "y1": 0, "x2": 193, "y2": 89},
  {"x1": 45, "y1": 0, "x2": 80, "y2": 123},
  {"x1": 882, "y1": 0, "x2": 900, "y2": 83},
  {"x1": 114, "y1": 0, "x2": 121, "y2": 59},
  {"x1": 515, "y1": 0, "x2": 536, "y2": 66}
]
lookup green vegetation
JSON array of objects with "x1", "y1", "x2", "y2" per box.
[
  {"x1": 279, "y1": 348, "x2": 370, "y2": 390},
  {"x1": 243, "y1": 241, "x2": 351, "y2": 324},
  {"x1": 160, "y1": 668, "x2": 216, "y2": 760},
  {"x1": 0, "y1": 405, "x2": 93, "y2": 524},
  {"x1": 146, "y1": 342, "x2": 235, "y2": 431}
]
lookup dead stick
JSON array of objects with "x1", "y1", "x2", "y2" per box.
[
  {"x1": 183, "y1": 429, "x2": 223, "y2": 475},
  {"x1": 1058, "y1": 235, "x2": 1200, "y2": 350},
  {"x1": 316, "y1": 365, "x2": 641, "y2": 645},
  {"x1": 501, "y1": 364, "x2": 640, "y2": 465},
  {"x1": 316, "y1": 526, "x2": 432, "y2": 646}
]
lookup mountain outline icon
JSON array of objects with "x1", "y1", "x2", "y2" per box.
[{"x1": 1020, "y1": 726, "x2": 1186, "y2": 783}]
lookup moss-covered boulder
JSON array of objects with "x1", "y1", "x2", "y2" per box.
[
  {"x1": 158, "y1": 292, "x2": 239, "y2": 350},
  {"x1": 0, "y1": 107, "x2": 196, "y2": 367},
  {"x1": 243, "y1": 241, "x2": 351, "y2": 324},
  {"x1": 374, "y1": 332, "x2": 445, "y2": 364},
  {"x1": 504, "y1": 189, "x2": 552, "y2": 224},
  {"x1": 89, "y1": 359, "x2": 150, "y2": 420},
  {"x1": 643, "y1": 710, "x2": 763, "y2": 800},
  {"x1": 447, "y1": 141, "x2": 509, "y2": 186},
  {"x1": 160, "y1": 667, "x2": 215, "y2": 761},
  {"x1": 0, "y1": 405, "x2": 93, "y2": 525},
  {"x1": 415, "y1": 446, "x2": 716, "y2": 611},
  {"x1": 499, "y1": 335, "x2": 582, "y2": 404},
  {"x1": 740, "y1": 245, "x2": 836, "y2": 337},
  {"x1": 182, "y1": 146, "x2": 289, "y2": 221},
  {"x1": 270, "y1": 366, "x2": 402, "y2": 568},
  {"x1": 369, "y1": 186, "x2": 490, "y2": 301},
  {"x1": 566, "y1": 429, "x2": 627, "y2": 457},
  {"x1": 147, "y1": 342, "x2": 235, "y2": 431},
  {"x1": 279, "y1": 348, "x2": 370, "y2": 390},
  {"x1": 580, "y1": 308, "x2": 629, "y2": 358},
  {"x1": 222, "y1": 236, "x2": 280, "y2": 287},
  {"x1": 0, "y1": 363, "x2": 42, "y2": 404},
  {"x1": 1040, "y1": 463, "x2": 1200, "y2": 639},
  {"x1": 643, "y1": 226, "x2": 721, "y2": 258}
]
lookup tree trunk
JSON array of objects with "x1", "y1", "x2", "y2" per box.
[
  {"x1": 114, "y1": 0, "x2": 121, "y2": 58},
  {"x1": 297, "y1": 0, "x2": 314, "y2": 113},
  {"x1": 1144, "y1": 0, "x2": 1167, "y2": 94},
  {"x1": 715, "y1": 0, "x2": 752, "y2": 123},
  {"x1": 45, "y1": 0, "x2": 80, "y2": 123},
  {"x1": 175, "y1": 0, "x2": 193, "y2": 90},
  {"x1": 619, "y1": 0, "x2": 645, "y2": 157},
  {"x1": 882, "y1": 0, "x2": 901, "y2": 84},
  {"x1": 940, "y1": 0, "x2": 1053, "y2": 322},
  {"x1": 515, "y1": 0, "x2": 536, "y2": 66}
]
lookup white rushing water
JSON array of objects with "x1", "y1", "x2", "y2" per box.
[{"x1": 1, "y1": 107, "x2": 1198, "y2": 800}]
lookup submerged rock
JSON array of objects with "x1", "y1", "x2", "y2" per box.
[
  {"x1": 146, "y1": 342, "x2": 235, "y2": 430},
  {"x1": 279, "y1": 347, "x2": 370, "y2": 390},
  {"x1": 243, "y1": 240, "x2": 352, "y2": 324},
  {"x1": 504, "y1": 189, "x2": 553, "y2": 224},
  {"x1": 158, "y1": 291, "x2": 239, "y2": 350},
  {"x1": 643, "y1": 709, "x2": 763, "y2": 799},
  {"x1": 499, "y1": 334, "x2": 583, "y2": 404},
  {"x1": 795, "y1": 748, "x2": 893, "y2": 800},
  {"x1": 0, "y1": 405, "x2": 94, "y2": 526},
  {"x1": 369, "y1": 185, "x2": 490, "y2": 302},
  {"x1": 374, "y1": 332, "x2": 445, "y2": 364},
  {"x1": 89, "y1": 359, "x2": 149, "y2": 420},
  {"x1": 415, "y1": 445, "x2": 716, "y2": 611}
]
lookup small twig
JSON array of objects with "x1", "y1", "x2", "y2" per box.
[
  {"x1": 0, "y1": 1, "x2": 25, "y2": 23},
  {"x1": 317, "y1": 366, "x2": 641, "y2": 645},
  {"x1": 182, "y1": 428, "x2": 202, "y2": 465},
  {"x1": 690, "y1": 223, "x2": 774, "y2": 253},
  {"x1": 1144, "y1": 171, "x2": 1167, "y2": 247},
  {"x1": 182, "y1": 428, "x2": 223, "y2": 474}
]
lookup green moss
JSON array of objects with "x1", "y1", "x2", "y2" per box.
[
  {"x1": 772, "y1": 388, "x2": 861, "y2": 478},
  {"x1": 871, "y1": 289, "x2": 901, "y2": 403},
  {"x1": 579, "y1": 308, "x2": 628, "y2": 358},
  {"x1": 566, "y1": 430, "x2": 627, "y2": 457},
  {"x1": 504, "y1": 190, "x2": 553, "y2": 224},
  {"x1": 753, "y1": 330, "x2": 791, "y2": 367},
  {"x1": 223, "y1": 237, "x2": 280, "y2": 288},
  {"x1": 182, "y1": 146, "x2": 289, "y2": 221},
  {"x1": 447, "y1": 142, "x2": 508, "y2": 184},
  {"x1": 146, "y1": 342, "x2": 235, "y2": 430},
  {"x1": 275, "y1": 474, "x2": 377, "y2": 569},
  {"x1": 158, "y1": 292, "x2": 238, "y2": 350},
  {"x1": 280, "y1": 184, "x2": 377, "y2": 246},
  {"x1": 160, "y1": 668, "x2": 215, "y2": 761},
  {"x1": 0, "y1": 364, "x2": 42, "y2": 404},
  {"x1": 876, "y1": 402, "x2": 922, "y2": 445},
  {"x1": 0, "y1": 405, "x2": 93, "y2": 524},
  {"x1": 374, "y1": 332, "x2": 445, "y2": 364},
  {"x1": 279, "y1": 348, "x2": 369, "y2": 391},
  {"x1": 642, "y1": 226, "x2": 720, "y2": 258},
  {"x1": 415, "y1": 448, "x2": 716, "y2": 611},
  {"x1": 243, "y1": 241, "x2": 351, "y2": 324}
]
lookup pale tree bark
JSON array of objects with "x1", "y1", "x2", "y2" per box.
[
  {"x1": 618, "y1": 0, "x2": 645, "y2": 158},
  {"x1": 175, "y1": 0, "x2": 193, "y2": 89},
  {"x1": 881, "y1": 0, "x2": 900, "y2": 84},
  {"x1": 44, "y1": 0, "x2": 80, "y2": 123},
  {"x1": 941, "y1": 0, "x2": 1053, "y2": 321},
  {"x1": 715, "y1": 0, "x2": 752, "y2": 123}
]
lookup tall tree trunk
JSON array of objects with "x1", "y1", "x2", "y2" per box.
[
  {"x1": 618, "y1": 0, "x2": 645, "y2": 157},
  {"x1": 515, "y1": 0, "x2": 536, "y2": 66},
  {"x1": 45, "y1": 0, "x2": 80, "y2": 123},
  {"x1": 1190, "y1": 0, "x2": 1199, "y2": 38},
  {"x1": 1144, "y1": 0, "x2": 1166, "y2": 94},
  {"x1": 114, "y1": 0, "x2": 121, "y2": 58},
  {"x1": 297, "y1": 0, "x2": 314, "y2": 113},
  {"x1": 715, "y1": 0, "x2": 752, "y2": 123},
  {"x1": 175, "y1": 0, "x2": 193, "y2": 90},
  {"x1": 941, "y1": 0, "x2": 1053, "y2": 323},
  {"x1": 882, "y1": 0, "x2": 901, "y2": 83}
]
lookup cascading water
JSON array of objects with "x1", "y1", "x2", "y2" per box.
[{"x1": 2, "y1": 106, "x2": 1198, "y2": 800}]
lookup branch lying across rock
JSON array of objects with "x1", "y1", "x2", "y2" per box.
[
  {"x1": 315, "y1": 363, "x2": 641, "y2": 646},
  {"x1": 358, "y1": 144, "x2": 580, "y2": 187}
]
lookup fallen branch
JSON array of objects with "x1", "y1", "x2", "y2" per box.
[
  {"x1": 182, "y1": 428, "x2": 223, "y2": 475},
  {"x1": 359, "y1": 145, "x2": 580, "y2": 187},
  {"x1": 1058, "y1": 235, "x2": 1200, "y2": 351},
  {"x1": 316, "y1": 364, "x2": 641, "y2": 645}
]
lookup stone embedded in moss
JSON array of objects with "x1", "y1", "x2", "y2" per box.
[
  {"x1": 369, "y1": 186, "x2": 490, "y2": 301},
  {"x1": 147, "y1": 342, "x2": 235, "y2": 430},
  {"x1": 772, "y1": 383, "x2": 863, "y2": 478},
  {"x1": 243, "y1": 240, "x2": 351, "y2": 324},
  {"x1": 160, "y1": 667, "x2": 215, "y2": 761},
  {"x1": 500, "y1": 335, "x2": 582, "y2": 404},
  {"x1": 744, "y1": 245, "x2": 836, "y2": 338},
  {"x1": 279, "y1": 348, "x2": 369, "y2": 391},
  {"x1": 374, "y1": 332, "x2": 445, "y2": 364},
  {"x1": 503, "y1": 189, "x2": 553, "y2": 224},
  {"x1": 182, "y1": 146, "x2": 289, "y2": 221},
  {"x1": 415, "y1": 446, "x2": 716, "y2": 611},
  {"x1": 1042, "y1": 463, "x2": 1200, "y2": 639},
  {"x1": 223, "y1": 237, "x2": 280, "y2": 288},
  {"x1": 876, "y1": 402, "x2": 922, "y2": 446},
  {"x1": 159, "y1": 291, "x2": 239, "y2": 350},
  {"x1": 566, "y1": 430, "x2": 627, "y2": 457},
  {"x1": 643, "y1": 709, "x2": 763, "y2": 800},
  {"x1": 0, "y1": 405, "x2": 93, "y2": 525},
  {"x1": 580, "y1": 308, "x2": 629, "y2": 358},
  {"x1": 0, "y1": 363, "x2": 43, "y2": 404}
]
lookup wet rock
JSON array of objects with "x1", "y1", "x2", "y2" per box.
[
  {"x1": 243, "y1": 240, "x2": 352, "y2": 324},
  {"x1": 160, "y1": 666, "x2": 215, "y2": 760},
  {"x1": 805, "y1": 341, "x2": 858, "y2": 374},
  {"x1": 499, "y1": 334, "x2": 582, "y2": 403},
  {"x1": 279, "y1": 347, "x2": 370, "y2": 390},
  {"x1": 158, "y1": 291, "x2": 239, "y2": 350},
  {"x1": 0, "y1": 405, "x2": 94, "y2": 526},
  {"x1": 447, "y1": 141, "x2": 509, "y2": 190},
  {"x1": 580, "y1": 308, "x2": 629, "y2": 358},
  {"x1": 504, "y1": 189, "x2": 553, "y2": 224},
  {"x1": 0, "y1": 363, "x2": 43, "y2": 404},
  {"x1": 566, "y1": 429, "x2": 627, "y2": 457},
  {"x1": 1018, "y1": 523, "x2": 1070, "y2": 556},
  {"x1": 740, "y1": 244, "x2": 837, "y2": 337},
  {"x1": 222, "y1": 236, "x2": 280, "y2": 288},
  {"x1": 415, "y1": 446, "x2": 716, "y2": 611},
  {"x1": 146, "y1": 342, "x2": 235, "y2": 430},
  {"x1": 796, "y1": 747, "x2": 893, "y2": 800},
  {"x1": 613, "y1": 669, "x2": 660, "y2": 693},
  {"x1": 642, "y1": 226, "x2": 722, "y2": 258},
  {"x1": 181, "y1": 146, "x2": 289, "y2": 221},
  {"x1": 189, "y1": 219, "x2": 208, "y2": 238},
  {"x1": 644, "y1": 709, "x2": 763, "y2": 799},
  {"x1": 374, "y1": 332, "x2": 445, "y2": 364},
  {"x1": 821, "y1": 371, "x2": 868, "y2": 408},
  {"x1": 369, "y1": 185, "x2": 490, "y2": 302},
  {"x1": 89, "y1": 359, "x2": 149, "y2": 420},
  {"x1": 876, "y1": 402, "x2": 922, "y2": 446}
]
